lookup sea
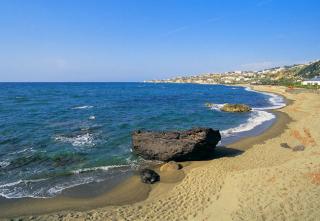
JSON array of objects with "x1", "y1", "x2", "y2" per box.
[{"x1": 0, "y1": 82, "x2": 285, "y2": 199}]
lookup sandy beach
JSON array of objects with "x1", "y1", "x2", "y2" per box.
[{"x1": 2, "y1": 85, "x2": 320, "y2": 221}]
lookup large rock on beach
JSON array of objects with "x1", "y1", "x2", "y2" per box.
[
  {"x1": 140, "y1": 169, "x2": 160, "y2": 184},
  {"x1": 132, "y1": 128, "x2": 221, "y2": 161},
  {"x1": 220, "y1": 103, "x2": 251, "y2": 112}
]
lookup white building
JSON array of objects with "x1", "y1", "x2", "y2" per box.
[{"x1": 302, "y1": 76, "x2": 320, "y2": 85}]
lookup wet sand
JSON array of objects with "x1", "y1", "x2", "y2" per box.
[{"x1": 2, "y1": 85, "x2": 320, "y2": 220}]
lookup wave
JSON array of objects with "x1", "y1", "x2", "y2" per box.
[
  {"x1": 46, "y1": 176, "x2": 100, "y2": 196},
  {"x1": 72, "y1": 105, "x2": 94, "y2": 110},
  {"x1": 0, "y1": 161, "x2": 10, "y2": 168},
  {"x1": 244, "y1": 87, "x2": 286, "y2": 110},
  {"x1": 0, "y1": 165, "x2": 133, "y2": 198},
  {"x1": 210, "y1": 86, "x2": 285, "y2": 138},
  {"x1": 88, "y1": 115, "x2": 96, "y2": 120},
  {"x1": 54, "y1": 133, "x2": 95, "y2": 147},
  {"x1": 48, "y1": 165, "x2": 134, "y2": 195},
  {"x1": 206, "y1": 103, "x2": 225, "y2": 111},
  {"x1": 221, "y1": 110, "x2": 275, "y2": 138},
  {"x1": 0, "y1": 178, "x2": 48, "y2": 188},
  {"x1": 0, "y1": 178, "x2": 49, "y2": 198},
  {"x1": 72, "y1": 164, "x2": 130, "y2": 174},
  {"x1": 8, "y1": 147, "x2": 34, "y2": 155},
  {"x1": 0, "y1": 177, "x2": 87, "y2": 199}
]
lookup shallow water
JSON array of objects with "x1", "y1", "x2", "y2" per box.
[{"x1": 0, "y1": 82, "x2": 285, "y2": 198}]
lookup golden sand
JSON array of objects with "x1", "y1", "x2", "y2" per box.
[{"x1": 2, "y1": 85, "x2": 320, "y2": 221}]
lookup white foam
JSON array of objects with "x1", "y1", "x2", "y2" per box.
[
  {"x1": 44, "y1": 165, "x2": 135, "y2": 196},
  {"x1": 0, "y1": 178, "x2": 48, "y2": 190},
  {"x1": 54, "y1": 133, "x2": 95, "y2": 147},
  {"x1": 244, "y1": 87, "x2": 286, "y2": 110},
  {"x1": 206, "y1": 103, "x2": 225, "y2": 111},
  {"x1": 204, "y1": 86, "x2": 287, "y2": 140},
  {"x1": 72, "y1": 105, "x2": 94, "y2": 110},
  {"x1": 259, "y1": 92, "x2": 286, "y2": 109},
  {"x1": 47, "y1": 177, "x2": 99, "y2": 196},
  {"x1": 89, "y1": 115, "x2": 96, "y2": 120},
  {"x1": 0, "y1": 180, "x2": 23, "y2": 188},
  {"x1": 207, "y1": 86, "x2": 285, "y2": 139},
  {"x1": 72, "y1": 165, "x2": 129, "y2": 174},
  {"x1": 0, "y1": 161, "x2": 10, "y2": 168},
  {"x1": 221, "y1": 110, "x2": 275, "y2": 138},
  {"x1": 8, "y1": 147, "x2": 34, "y2": 155},
  {"x1": 244, "y1": 86, "x2": 255, "y2": 92},
  {"x1": 0, "y1": 177, "x2": 95, "y2": 198}
]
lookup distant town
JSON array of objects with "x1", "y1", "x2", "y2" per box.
[{"x1": 146, "y1": 60, "x2": 320, "y2": 88}]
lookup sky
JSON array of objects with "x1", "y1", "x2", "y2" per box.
[{"x1": 0, "y1": 0, "x2": 319, "y2": 82}]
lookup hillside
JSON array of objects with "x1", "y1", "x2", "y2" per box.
[
  {"x1": 296, "y1": 60, "x2": 320, "y2": 79},
  {"x1": 147, "y1": 60, "x2": 320, "y2": 87}
]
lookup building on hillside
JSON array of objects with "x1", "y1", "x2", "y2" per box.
[{"x1": 302, "y1": 76, "x2": 320, "y2": 85}]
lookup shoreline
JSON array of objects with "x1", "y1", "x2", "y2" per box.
[
  {"x1": 0, "y1": 84, "x2": 296, "y2": 219},
  {"x1": 228, "y1": 85, "x2": 294, "y2": 151}
]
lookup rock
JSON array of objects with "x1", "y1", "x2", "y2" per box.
[
  {"x1": 220, "y1": 104, "x2": 251, "y2": 112},
  {"x1": 140, "y1": 169, "x2": 160, "y2": 184},
  {"x1": 292, "y1": 145, "x2": 305, "y2": 151},
  {"x1": 280, "y1": 143, "x2": 305, "y2": 151},
  {"x1": 132, "y1": 127, "x2": 221, "y2": 161},
  {"x1": 280, "y1": 143, "x2": 291, "y2": 149},
  {"x1": 160, "y1": 161, "x2": 181, "y2": 172}
]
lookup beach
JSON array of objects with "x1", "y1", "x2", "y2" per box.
[{"x1": 1, "y1": 85, "x2": 320, "y2": 220}]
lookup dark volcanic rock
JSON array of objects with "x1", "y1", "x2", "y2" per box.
[
  {"x1": 140, "y1": 169, "x2": 160, "y2": 184},
  {"x1": 132, "y1": 128, "x2": 221, "y2": 161}
]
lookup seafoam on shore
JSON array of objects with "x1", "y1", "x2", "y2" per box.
[{"x1": 208, "y1": 86, "x2": 286, "y2": 139}]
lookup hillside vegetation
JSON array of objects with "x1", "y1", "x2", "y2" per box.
[{"x1": 296, "y1": 60, "x2": 320, "y2": 79}]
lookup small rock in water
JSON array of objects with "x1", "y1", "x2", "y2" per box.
[
  {"x1": 220, "y1": 104, "x2": 251, "y2": 112},
  {"x1": 292, "y1": 145, "x2": 305, "y2": 151},
  {"x1": 160, "y1": 161, "x2": 182, "y2": 172},
  {"x1": 140, "y1": 169, "x2": 160, "y2": 184}
]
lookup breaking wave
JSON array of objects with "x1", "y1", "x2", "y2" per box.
[
  {"x1": 245, "y1": 87, "x2": 286, "y2": 109},
  {"x1": 221, "y1": 110, "x2": 275, "y2": 138},
  {"x1": 54, "y1": 133, "x2": 95, "y2": 147},
  {"x1": 72, "y1": 105, "x2": 94, "y2": 109},
  {"x1": 210, "y1": 86, "x2": 285, "y2": 138},
  {"x1": 72, "y1": 165, "x2": 130, "y2": 174},
  {"x1": 0, "y1": 164, "x2": 134, "y2": 198},
  {"x1": 0, "y1": 161, "x2": 10, "y2": 168}
]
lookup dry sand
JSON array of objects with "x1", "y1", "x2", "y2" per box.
[{"x1": 2, "y1": 85, "x2": 320, "y2": 221}]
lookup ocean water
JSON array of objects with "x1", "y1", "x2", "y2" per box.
[{"x1": 0, "y1": 83, "x2": 285, "y2": 198}]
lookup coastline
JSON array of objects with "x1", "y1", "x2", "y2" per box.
[
  {"x1": 0, "y1": 85, "x2": 292, "y2": 218},
  {"x1": 228, "y1": 84, "x2": 293, "y2": 151},
  {"x1": 2, "y1": 85, "x2": 320, "y2": 220}
]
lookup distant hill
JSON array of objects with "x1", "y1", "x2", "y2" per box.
[
  {"x1": 147, "y1": 59, "x2": 320, "y2": 88},
  {"x1": 296, "y1": 60, "x2": 320, "y2": 79}
]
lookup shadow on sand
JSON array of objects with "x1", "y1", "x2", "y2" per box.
[{"x1": 175, "y1": 145, "x2": 244, "y2": 162}]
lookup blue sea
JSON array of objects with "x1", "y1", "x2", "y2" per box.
[{"x1": 0, "y1": 83, "x2": 285, "y2": 198}]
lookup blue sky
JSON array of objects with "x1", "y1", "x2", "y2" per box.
[{"x1": 0, "y1": 0, "x2": 319, "y2": 82}]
